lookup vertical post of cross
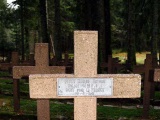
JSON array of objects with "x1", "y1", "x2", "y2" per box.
[
  {"x1": 34, "y1": 44, "x2": 48, "y2": 67},
  {"x1": 74, "y1": 31, "x2": 98, "y2": 120},
  {"x1": 11, "y1": 52, "x2": 19, "y2": 66},
  {"x1": 142, "y1": 55, "x2": 153, "y2": 118}
]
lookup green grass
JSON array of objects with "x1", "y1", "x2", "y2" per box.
[
  {"x1": 0, "y1": 71, "x2": 11, "y2": 77},
  {"x1": 50, "y1": 101, "x2": 74, "y2": 119},
  {"x1": 0, "y1": 79, "x2": 29, "y2": 96},
  {"x1": 98, "y1": 106, "x2": 142, "y2": 119},
  {"x1": 0, "y1": 79, "x2": 13, "y2": 94},
  {"x1": 154, "y1": 92, "x2": 160, "y2": 100},
  {"x1": 1, "y1": 51, "x2": 160, "y2": 120},
  {"x1": 1, "y1": 96, "x2": 160, "y2": 119},
  {"x1": 98, "y1": 106, "x2": 160, "y2": 120}
]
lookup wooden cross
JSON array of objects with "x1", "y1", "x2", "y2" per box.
[
  {"x1": 29, "y1": 31, "x2": 141, "y2": 120},
  {"x1": 51, "y1": 52, "x2": 74, "y2": 73},
  {"x1": 133, "y1": 54, "x2": 157, "y2": 119},
  {"x1": 133, "y1": 54, "x2": 153, "y2": 73},
  {"x1": 101, "y1": 55, "x2": 124, "y2": 73},
  {"x1": 154, "y1": 69, "x2": 160, "y2": 82},
  {"x1": 13, "y1": 43, "x2": 65, "y2": 119},
  {"x1": 11, "y1": 52, "x2": 19, "y2": 65},
  {"x1": 0, "y1": 52, "x2": 19, "y2": 71},
  {"x1": 0, "y1": 52, "x2": 34, "y2": 71},
  {"x1": 154, "y1": 67, "x2": 160, "y2": 107}
]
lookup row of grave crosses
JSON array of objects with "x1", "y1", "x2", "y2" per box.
[
  {"x1": 10, "y1": 31, "x2": 160, "y2": 120},
  {"x1": 0, "y1": 52, "x2": 34, "y2": 71},
  {"x1": 13, "y1": 31, "x2": 141, "y2": 120}
]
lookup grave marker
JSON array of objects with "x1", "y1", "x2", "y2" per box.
[
  {"x1": 0, "y1": 52, "x2": 19, "y2": 71},
  {"x1": 101, "y1": 55, "x2": 124, "y2": 73},
  {"x1": 133, "y1": 54, "x2": 157, "y2": 119},
  {"x1": 154, "y1": 68, "x2": 160, "y2": 110},
  {"x1": 51, "y1": 52, "x2": 74, "y2": 73},
  {"x1": 62, "y1": 52, "x2": 73, "y2": 65},
  {"x1": 21, "y1": 53, "x2": 35, "y2": 66},
  {"x1": 13, "y1": 43, "x2": 65, "y2": 119},
  {"x1": 154, "y1": 69, "x2": 160, "y2": 82},
  {"x1": 29, "y1": 31, "x2": 141, "y2": 120}
]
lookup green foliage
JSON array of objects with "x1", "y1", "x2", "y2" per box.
[
  {"x1": 0, "y1": 1, "x2": 16, "y2": 53},
  {"x1": 0, "y1": 0, "x2": 158, "y2": 58},
  {"x1": 60, "y1": 0, "x2": 76, "y2": 51},
  {"x1": 60, "y1": 0, "x2": 76, "y2": 34},
  {"x1": 110, "y1": 0, "x2": 126, "y2": 49},
  {"x1": 110, "y1": 0, "x2": 157, "y2": 53}
]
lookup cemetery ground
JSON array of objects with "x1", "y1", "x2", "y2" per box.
[
  {"x1": 1, "y1": 73, "x2": 160, "y2": 120},
  {"x1": 0, "y1": 52, "x2": 160, "y2": 120}
]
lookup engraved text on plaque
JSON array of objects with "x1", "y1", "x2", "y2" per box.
[{"x1": 57, "y1": 78, "x2": 113, "y2": 96}]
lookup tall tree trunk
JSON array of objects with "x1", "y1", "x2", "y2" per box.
[
  {"x1": 151, "y1": 0, "x2": 158, "y2": 65},
  {"x1": 95, "y1": 0, "x2": 105, "y2": 73},
  {"x1": 75, "y1": 0, "x2": 85, "y2": 30},
  {"x1": 25, "y1": 27, "x2": 29, "y2": 59},
  {"x1": 20, "y1": 0, "x2": 25, "y2": 60},
  {"x1": 91, "y1": 0, "x2": 99, "y2": 30},
  {"x1": 104, "y1": 0, "x2": 112, "y2": 61},
  {"x1": 75, "y1": 0, "x2": 98, "y2": 30},
  {"x1": 127, "y1": 0, "x2": 136, "y2": 70},
  {"x1": 39, "y1": 0, "x2": 49, "y2": 43},
  {"x1": 84, "y1": 0, "x2": 92, "y2": 29},
  {"x1": 149, "y1": 0, "x2": 158, "y2": 105},
  {"x1": 54, "y1": 0, "x2": 62, "y2": 61}
]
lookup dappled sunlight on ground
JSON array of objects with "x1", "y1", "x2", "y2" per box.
[{"x1": 113, "y1": 52, "x2": 151, "y2": 64}]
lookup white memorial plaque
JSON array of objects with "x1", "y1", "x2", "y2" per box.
[{"x1": 57, "y1": 78, "x2": 113, "y2": 96}]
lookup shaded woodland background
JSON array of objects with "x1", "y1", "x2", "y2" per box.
[{"x1": 0, "y1": 0, "x2": 159, "y2": 70}]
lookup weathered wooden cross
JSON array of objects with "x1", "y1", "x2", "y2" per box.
[
  {"x1": 29, "y1": 31, "x2": 141, "y2": 120},
  {"x1": 133, "y1": 54, "x2": 156, "y2": 119},
  {"x1": 154, "y1": 67, "x2": 160, "y2": 113},
  {"x1": 101, "y1": 55, "x2": 124, "y2": 73},
  {"x1": 13, "y1": 43, "x2": 65, "y2": 119},
  {"x1": 0, "y1": 52, "x2": 34, "y2": 71},
  {"x1": 0, "y1": 52, "x2": 19, "y2": 71},
  {"x1": 51, "y1": 52, "x2": 74, "y2": 73}
]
